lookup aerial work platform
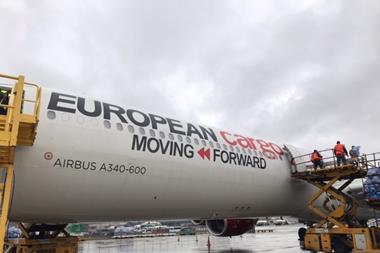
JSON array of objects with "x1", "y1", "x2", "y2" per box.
[{"x1": 291, "y1": 149, "x2": 380, "y2": 252}]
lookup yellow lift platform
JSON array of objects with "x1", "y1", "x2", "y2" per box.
[
  {"x1": 292, "y1": 149, "x2": 380, "y2": 253},
  {"x1": 0, "y1": 74, "x2": 78, "y2": 253}
]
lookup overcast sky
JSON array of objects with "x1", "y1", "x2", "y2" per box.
[{"x1": 1, "y1": 1, "x2": 379, "y2": 153}]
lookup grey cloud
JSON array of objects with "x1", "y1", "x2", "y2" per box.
[{"x1": 1, "y1": 0, "x2": 379, "y2": 153}]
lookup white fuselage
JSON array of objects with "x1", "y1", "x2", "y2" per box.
[{"x1": 9, "y1": 89, "x2": 322, "y2": 223}]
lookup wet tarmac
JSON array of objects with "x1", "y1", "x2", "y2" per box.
[{"x1": 79, "y1": 224, "x2": 304, "y2": 253}]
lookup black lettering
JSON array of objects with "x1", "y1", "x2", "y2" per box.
[
  {"x1": 213, "y1": 149, "x2": 220, "y2": 162},
  {"x1": 187, "y1": 123, "x2": 204, "y2": 139},
  {"x1": 167, "y1": 118, "x2": 185, "y2": 135},
  {"x1": 221, "y1": 150, "x2": 229, "y2": 163},
  {"x1": 100, "y1": 163, "x2": 106, "y2": 171},
  {"x1": 48, "y1": 92, "x2": 76, "y2": 113},
  {"x1": 77, "y1": 97, "x2": 102, "y2": 117},
  {"x1": 147, "y1": 138, "x2": 160, "y2": 153},
  {"x1": 237, "y1": 154, "x2": 247, "y2": 165},
  {"x1": 74, "y1": 160, "x2": 82, "y2": 169},
  {"x1": 66, "y1": 159, "x2": 74, "y2": 168},
  {"x1": 246, "y1": 156, "x2": 253, "y2": 167},
  {"x1": 127, "y1": 109, "x2": 150, "y2": 127},
  {"x1": 103, "y1": 102, "x2": 128, "y2": 123},
  {"x1": 260, "y1": 158, "x2": 266, "y2": 169},
  {"x1": 53, "y1": 158, "x2": 62, "y2": 167},
  {"x1": 132, "y1": 135, "x2": 147, "y2": 151},
  {"x1": 169, "y1": 140, "x2": 174, "y2": 154},
  {"x1": 149, "y1": 114, "x2": 167, "y2": 130},
  {"x1": 253, "y1": 157, "x2": 260, "y2": 168},
  {"x1": 90, "y1": 162, "x2": 97, "y2": 170},
  {"x1": 173, "y1": 142, "x2": 183, "y2": 156},
  {"x1": 82, "y1": 161, "x2": 90, "y2": 170},
  {"x1": 200, "y1": 126, "x2": 217, "y2": 142},
  {"x1": 229, "y1": 152, "x2": 237, "y2": 165},
  {"x1": 184, "y1": 144, "x2": 194, "y2": 158},
  {"x1": 160, "y1": 139, "x2": 171, "y2": 154}
]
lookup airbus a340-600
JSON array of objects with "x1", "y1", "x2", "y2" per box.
[{"x1": 9, "y1": 89, "x2": 373, "y2": 237}]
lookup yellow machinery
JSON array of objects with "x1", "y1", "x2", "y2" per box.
[
  {"x1": 292, "y1": 150, "x2": 380, "y2": 252},
  {"x1": 0, "y1": 74, "x2": 78, "y2": 253}
]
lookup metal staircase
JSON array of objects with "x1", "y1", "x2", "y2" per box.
[{"x1": 0, "y1": 74, "x2": 41, "y2": 252}]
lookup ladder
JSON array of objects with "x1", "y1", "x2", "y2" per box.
[
  {"x1": 292, "y1": 149, "x2": 380, "y2": 252},
  {"x1": 0, "y1": 74, "x2": 41, "y2": 252}
]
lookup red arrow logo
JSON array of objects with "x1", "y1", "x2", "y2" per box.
[{"x1": 198, "y1": 148, "x2": 211, "y2": 160}]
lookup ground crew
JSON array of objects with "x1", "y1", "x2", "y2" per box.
[
  {"x1": 334, "y1": 141, "x2": 348, "y2": 166},
  {"x1": 310, "y1": 149, "x2": 323, "y2": 170},
  {"x1": 349, "y1": 145, "x2": 360, "y2": 166}
]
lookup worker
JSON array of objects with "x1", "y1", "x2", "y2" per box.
[
  {"x1": 0, "y1": 89, "x2": 10, "y2": 115},
  {"x1": 310, "y1": 149, "x2": 323, "y2": 170},
  {"x1": 349, "y1": 145, "x2": 360, "y2": 166},
  {"x1": 334, "y1": 141, "x2": 348, "y2": 167}
]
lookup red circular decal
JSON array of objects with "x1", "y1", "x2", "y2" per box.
[{"x1": 44, "y1": 152, "x2": 53, "y2": 160}]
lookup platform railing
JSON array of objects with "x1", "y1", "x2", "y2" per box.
[
  {"x1": 292, "y1": 149, "x2": 380, "y2": 172},
  {"x1": 0, "y1": 74, "x2": 41, "y2": 130},
  {"x1": 360, "y1": 152, "x2": 380, "y2": 169}
]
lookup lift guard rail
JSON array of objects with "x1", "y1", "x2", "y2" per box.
[{"x1": 291, "y1": 149, "x2": 380, "y2": 171}]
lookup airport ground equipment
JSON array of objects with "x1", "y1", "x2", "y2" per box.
[
  {"x1": 292, "y1": 149, "x2": 380, "y2": 252},
  {"x1": 0, "y1": 74, "x2": 77, "y2": 253}
]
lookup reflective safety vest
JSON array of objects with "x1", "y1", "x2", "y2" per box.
[
  {"x1": 311, "y1": 152, "x2": 321, "y2": 162},
  {"x1": 335, "y1": 144, "x2": 345, "y2": 156}
]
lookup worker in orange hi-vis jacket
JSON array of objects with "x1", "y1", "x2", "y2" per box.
[
  {"x1": 334, "y1": 141, "x2": 348, "y2": 167},
  {"x1": 310, "y1": 149, "x2": 324, "y2": 170}
]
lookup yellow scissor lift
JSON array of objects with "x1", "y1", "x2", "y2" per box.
[{"x1": 292, "y1": 149, "x2": 380, "y2": 253}]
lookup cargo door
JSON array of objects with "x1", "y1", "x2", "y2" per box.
[{"x1": 283, "y1": 144, "x2": 309, "y2": 173}]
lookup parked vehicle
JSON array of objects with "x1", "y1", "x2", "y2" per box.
[
  {"x1": 273, "y1": 219, "x2": 288, "y2": 225},
  {"x1": 256, "y1": 220, "x2": 270, "y2": 226},
  {"x1": 151, "y1": 225, "x2": 170, "y2": 234},
  {"x1": 177, "y1": 227, "x2": 196, "y2": 235},
  {"x1": 114, "y1": 226, "x2": 136, "y2": 238}
]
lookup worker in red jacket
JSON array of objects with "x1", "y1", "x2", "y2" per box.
[
  {"x1": 310, "y1": 149, "x2": 324, "y2": 170},
  {"x1": 334, "y1": 141, "x2": 348, "y2": 166}
]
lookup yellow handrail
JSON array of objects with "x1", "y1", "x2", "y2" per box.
[
  {"x1": 0, "y1": 73, "x2": 19, "y2": 80},
  {"x1": 22, "y1": 99, "x2": 36, "y2": 103},
  {"x1": 0, "y1": 74, "x2": 41, "y2": 135},
  {"x1": 24, "y1": 82, "x2": 39, "y2": 87},
  {"x1": 0, "y1": 105, "x2": 14, "y2": 108}
]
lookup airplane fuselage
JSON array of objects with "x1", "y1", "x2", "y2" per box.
[{"x1": 10, "y1": 89, "x2": 321, "y2": 222}]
